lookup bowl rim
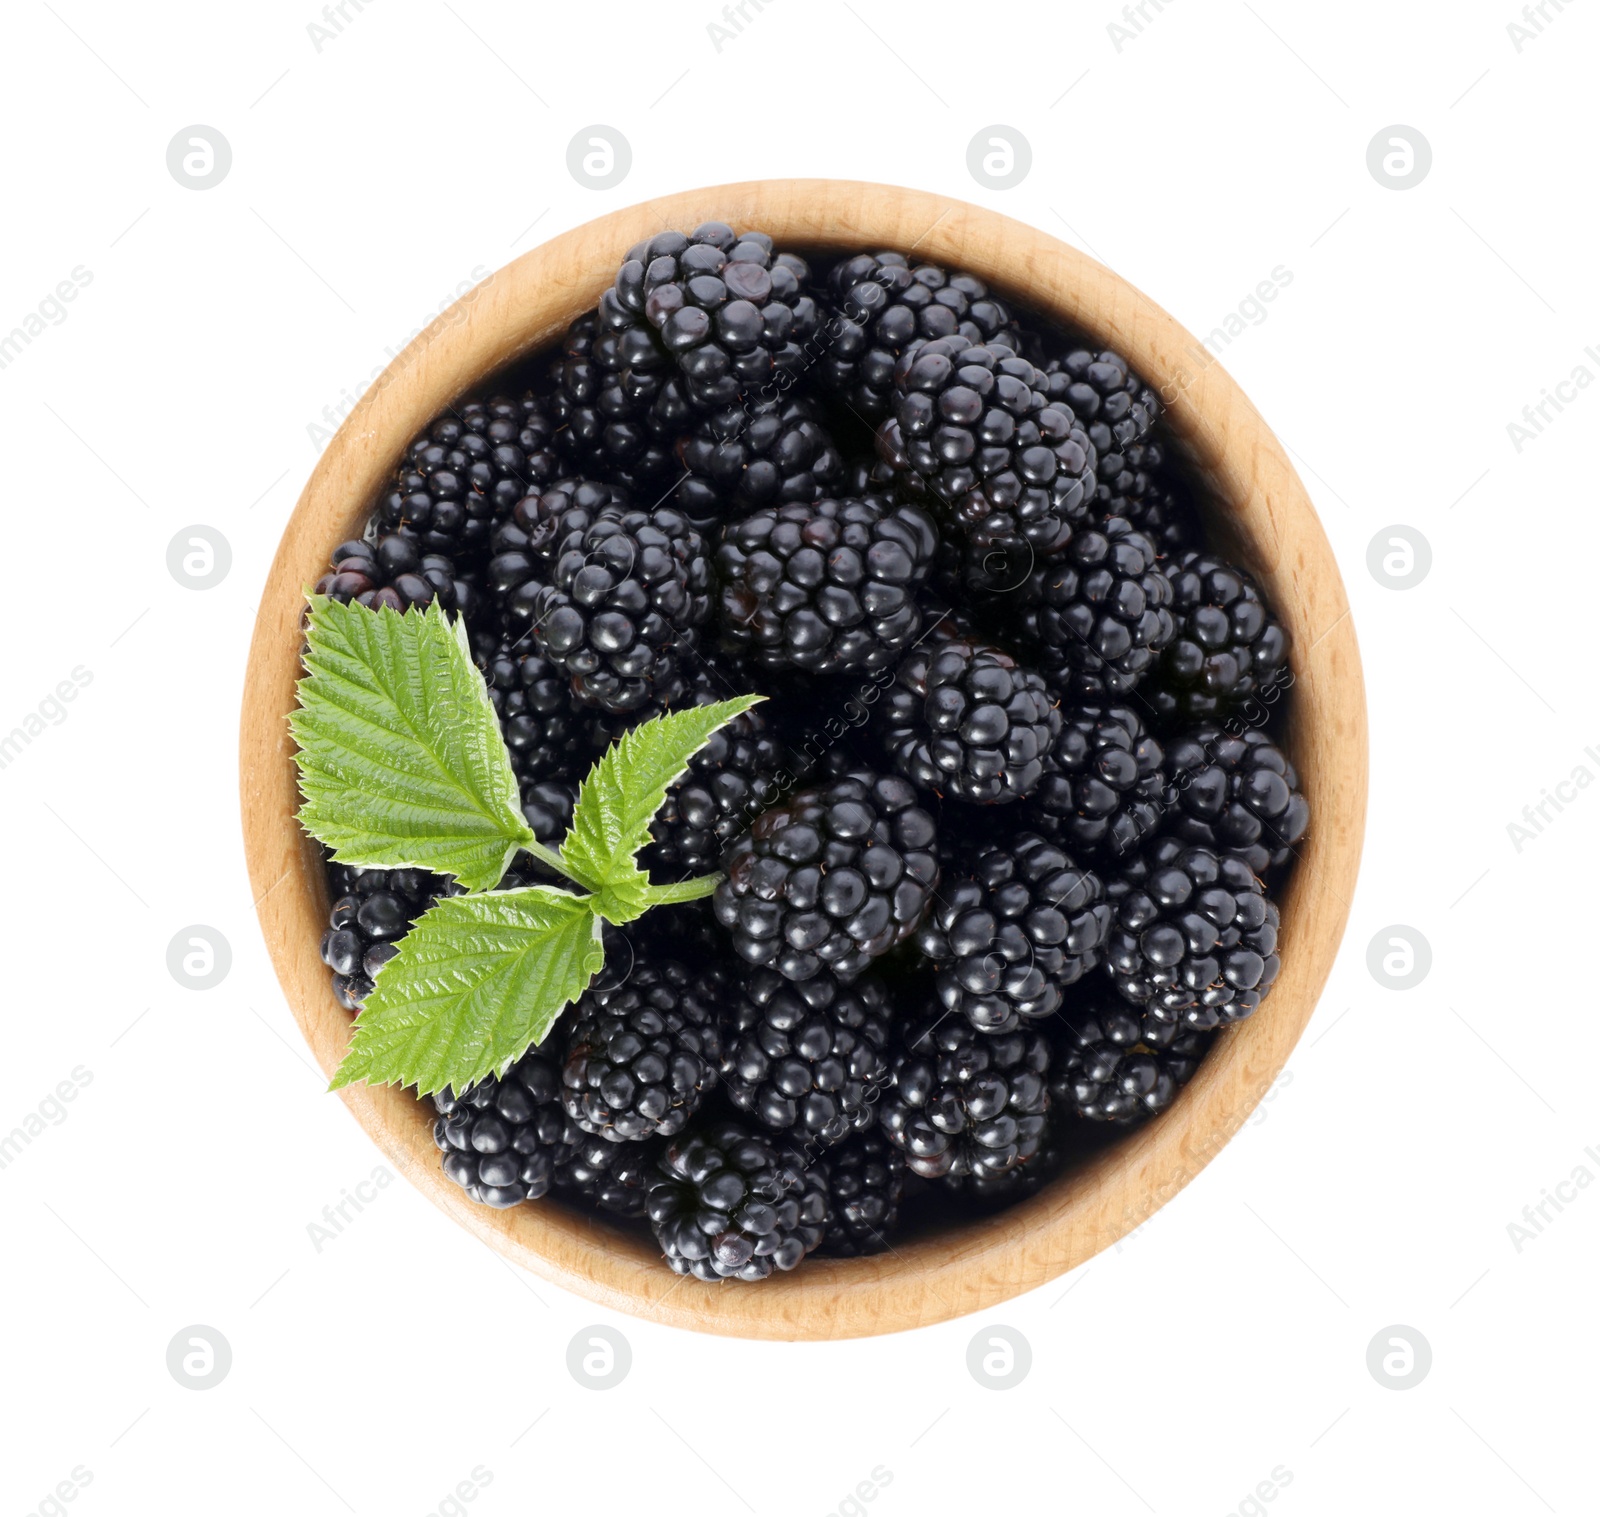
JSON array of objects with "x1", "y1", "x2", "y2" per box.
[{"x1": 239, "y1": 178, "x2": 1368, "y2": 1341}]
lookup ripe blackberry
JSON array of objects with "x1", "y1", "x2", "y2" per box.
[
  {"x1": 719, "y1": 969, "x2": 893, "y2": 1146},
  {"x1": 432, "y1": 1052, "x2": 577, "y2": 1208},
  {"x1": 676, "y1": 393, "x2": 845, "y2": 522},
  {"x1": 560, "y1": 958, "x2": 721, "y2": 1142},
  {"x1": 1031, "y1": 706, "x2": 1166, "y2": 863},
  {"x1": 319, "y1": 865, "x2": 443, "y2": 1010},
  {"x1": 1116, "y1": 460, "x2": 1201, "y2": 553},
  {"x1": 716, "y1": 495, "x2": 938, "y2": 674},
  {"x1": 611, "y1": 224, "x2": 821, "y2": 412},
  {"x1": 315, "y1": 535, "x2": 472, "y2": 620},
  {"x1": 641, "y1": 695, "x2": 793, "y2": 879},
  {"x1": 486, "y1": 477, "x2": 633, "y2": 632},
  {"x1": 822, "y1": 252, "x2": 1019, "y2": 419},
  {"x1": 556, "y1": 1134, "x2": 660, "y2": 1217},
  {"x1": 475, "y1": 632, "x2": 603, "y2": 786},
  {"x1": 878, "y1": 335, "x2": 1097, "y2": 566},
  {"x1": 1151, "y1": 552, "x2": 1290, "y2": 725},
  {"x1": 1106, "y1": 837, "x2": 1281, "y2": 1027},
  {"x1": 533, "y1": 501, "x2": 712, "y2": 714},
  {"x1": 1040, "y1": 348, "x2": 1160, "y2": 502},
  {"x1": 374, "y1": 393, "x2": 560, "y2": 561},
  {"x1": 646, "y1": 1122, "x2": 828, "y2": 1281},
  {"x1": 547, "y1": 311, "x2": 690, "y2": 490},
  {"x1": 916, "y1": 831, "x2": 1111, "y2": 1033},
  {"x1": 521, "y1": 780, "x2": 578, "y2": 852},
  {"x1": 1049, "y1": 1003, "x2": 1209, "y2": 1124},
  {"x1": 879, "y1": 638, "x2": 1059, "y2": 805},
  {"x1": 1013, "y1": 516, "x2": 1175, "y2": 700},
  {"x1": 817, "y1": 1130, "x2": 906, "y2": 1255},
  {"x1": 878, "y1": 1016, "x2": 1051, "y2": 1182},
  {"x1": 714, "y1": 771, "x2": 940, "y2": 982},
  {"x1": 1165, "y1": 726, "x2": 1309, "y2": 874}
]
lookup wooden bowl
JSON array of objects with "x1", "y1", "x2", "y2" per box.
[{"x1": 240, "y1": 179, "x2": 1366, "y2": 1340}]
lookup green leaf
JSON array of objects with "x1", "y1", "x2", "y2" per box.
[
  {"x1": 330, "y1": 887, "x2": 605, "y2": 1097},
  {"x1": 290, "y1": 598, "x2": 536, "y2": 892},
  {"x1": 560, "y1": 695, "x2": 763, "y2": 891}
]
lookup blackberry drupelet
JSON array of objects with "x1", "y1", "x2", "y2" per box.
[
  {"x1": 374, "y1": 393, "x2": 560, "y2": 562},
  {"x1": 1049, "y1": 1003, "x2": 1209, "y2": 1124},
  {"x1": 475, "y1": 631, "x2": 604, "y2": 786},
  {"x1": 560, "y1": 958, "x2": 721, "y2": 1142},
  {"x1": 1031, "y1": 705, "x2": 1166, "y2": 863},
  {"x1": 521, "y1": 780, "x2": 578, "y2": 850},
  {"x1": 719, "y1": 969, "x2": 893, "y2": 1146},
  {"x1": 878, "y1": 1016, "x2": 1051, "y2": 1182},
  {"x1": 715, "y1": 494, "x2": 938, "y2": 674},
  {"x1": 817, "y1": 1130, "x2": 906, "y2": 1255},
  {"x1": 1106, "y1": 837, "x2": 1281, "y2": 1027},
  {"x1": 641, "y1": 692, "x2": 793, "y2": 878},
  {"x1": 879, "y1": 638, "x2": 1059, "y2": 805},
  {"x1": 822, "y1": 252, "x2": 1019, "y2": 419},
  {"x1": 1151, "y1": 552, "x2": 1290, "y2": 725},
  {"x1": 1165, "y1": 725, "x2": 1309, "y2": 874},
  {"x1": 315, "y1": 535, "x2": 471, "y2": 619},
  {"x1": 878, "y1": 335, "x2": 1097, "y2": 568},
  {"x1": 714, "y1": 771, "x2": 940, "y2": 982},
  {"x1": 676, "y1": 393, "x2": 845, "y2": 522},
  {"x1": 611, "y1": 224, "x2": 821, "y2": 412},
  {"x1": 533, "y1": 502, "x2": 712, "y2": 714},
  {"x1": 556, "y1": 1133, "x2": 660, "y2": 1217},
  {"x1": 916, "y1": 831, "x2": 1111, "y2": 1033},
  {"x1": 546, "y1": 311, "x2": 691, "y2": 490},
  {"x1": 432, "y1": 1052, "x2": 577, "y2": 1208},
  {"x1": 646, "y1": 1122, "x2": 829, "y2": 1281},
  {"x1": 319, "y1": 865, "x2": 443, "y2": 1010},
  {"x1": 1013, "y1": 516, "x2": 1175, "y2": 700}
]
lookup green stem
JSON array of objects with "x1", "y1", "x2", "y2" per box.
[
  {"x1": 641, "y1": 873, "x2": 724, "y2": 907},
  {"x1": 521, "y1": 838, "x2": 589, "y2": 887}
]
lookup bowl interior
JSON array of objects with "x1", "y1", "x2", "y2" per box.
[{"x1": 240, "y1": 180, "x2": 1366, "y2": 1339}]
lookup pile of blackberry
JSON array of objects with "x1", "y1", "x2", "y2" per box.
[{"x1": 312, "y1": 224, "x2": 1306, "y2": 1280}]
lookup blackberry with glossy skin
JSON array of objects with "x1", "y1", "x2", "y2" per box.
[
  {"x1": 817, "y1": 1130, "x2": 906, "y2": 1255},
  {"x1": 1106, "y1": 837, "x2": 1281, "y2": 1027},
  {"x1": 533, "y1": 502, "x2": 712, "y2": 714},
  {"x1": 641, "y1": 696, "x2": 793, "y2": 879},
  {"x1": 1031, "y1": 706, "x2": 1165, "y2": 863},
  {"x1": 1014, "y1": 516, "x2": 1175, "y2": 700},
  {"x1": 611, "y1": 224, "x2": 821, "y2": 413},
  {"x1": 716, "y1": 495, "x2": 938, "y2": 674},
  {"x1": 432, "y1": 1052, "x2": 577, "y2": 1208},
  {"x1": 556, "y1": 1134, "x2": 660, "y2": 1217},
  {"x1": 714, "y1": 771, "x2": 940, "y2": 982},
  {"x1": 476, "y1": 632, "x2": 603, "y2": 787},
  {"x1": 877, "y1": 335, "x2": 1097, "y2": 567},
  {"x1": 1049, "y1": 1003, "x2": 1209, "y2": 1124},
  {"x1": 486, "y1": 477, "x2": 634, "y2": 632},
  {"x1": 547, "y1": 311, "x2": 691, "y2": 490},
  {"x1": 1095, "y1": 437, "x2": 1200, "y2": 552},
  {"x1": 823, "y1": 253, "x2": 1019, "y2": 419},
  {"x1": 319, "y1": 865, "x2": 443, "y2": 1010},
  {"x1": 375, "y1": 393, "x2": 560, "y2": 561},
  {"x1": 560, "y1": 958, "x2": 721, "y2": 1142},
  {"x1": 879, "y1": 638, "x2": 1059, "y2": 805},
  {"x1": 315, "y1": 535, "x2": 472, "y2": 619},
  {"x1": 1165, "y1": 726, "x2": 1310, "y2": 874},
  {"x1": 1151, "y1": 552, "x2": 1290, "y2": 725},
  {"x1": 878, "y1": 1016, "x2": 1051, "y2": 1182},
  {"x1": 719, "y1": 969, "x2": 893, "y2": 1146},
  {"x1": 646, "y1": 1122, "x2": 829, "y2": 1281},
  {"x1": 917, "y1": 831, "x2": 1111, "y2": 1033},
  {"x1": 676, "y1": 393, "x2": 845, "y2": 522},
  {"x1": 1041, "y1": 348, "x2": 1160, "y2": 497}
]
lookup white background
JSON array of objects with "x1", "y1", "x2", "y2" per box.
[{"x1": 2, "y1": 1, "x2": 1595, "y2": 1512}]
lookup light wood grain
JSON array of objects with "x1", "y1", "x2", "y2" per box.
[{"x1": 239, "y1": 180, "x2": 1368, "y2": 1340}]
